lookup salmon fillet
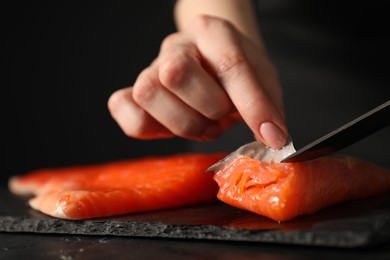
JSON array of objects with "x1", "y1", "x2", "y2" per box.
[
  {"x1": 9, "y1": 153, "x2": 226, "y2": 219},
  {"x1": 213, "y1": 155, "x2": 390, "y2": 222}
]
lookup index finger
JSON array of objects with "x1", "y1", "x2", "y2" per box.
[{"x1": 188, "y1": 15, "x2": 288, "y2": 149}]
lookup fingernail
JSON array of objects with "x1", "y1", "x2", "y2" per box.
[
  {"x1": 203, "y1": 124, "x2": 222, "y2": 140},
  {"x1": 260, "y1": 122, "x2": 287, "y2": 149}
]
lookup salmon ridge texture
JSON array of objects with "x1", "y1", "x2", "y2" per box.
[
  {"x1": 9, "y1": 153, "x2": 226, "y2": 220},
  {"x1": 212, "y1": 155, "x2": 390, "y2": 221}
]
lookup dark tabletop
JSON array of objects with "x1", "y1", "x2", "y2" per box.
[
  {"x1": 2, "y1": 183, "x2": 390, "y2": 259},
  {"x1": 2, "y1": 232, "x2": 390, "y2": 260}
]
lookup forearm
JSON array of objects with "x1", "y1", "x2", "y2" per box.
[{"x1": 174, "y1": 0, "x2": 262, "y2": 46}]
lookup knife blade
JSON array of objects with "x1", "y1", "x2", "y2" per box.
[
  {"x1": 206, "y1": 139, "x2": 296, "y2": 172},
  {"x1": 281, "y1": 99, "x2": 390, "y2": 162},
  {"x1": 207, "y1": 99, "x2": 390, "y2": 172}
]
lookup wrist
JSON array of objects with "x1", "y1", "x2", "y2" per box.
[{"x1": 174, "y1": 0, "x2": 262, "y2": 45}]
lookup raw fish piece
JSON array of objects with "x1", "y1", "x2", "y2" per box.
[
  {"x1": 9, "y1": 153, "x2": 226, "y2": 219},
  {"x1": 212, "y1": 155, "x2": 390, "y2": 221}
]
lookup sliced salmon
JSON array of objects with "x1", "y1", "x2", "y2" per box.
[
  {"x1": 9, "y1": 153, "x2": 226, "y2": 219},
  {"x1": 212, "y1": 155, "x2": 390, "y2": 222}
]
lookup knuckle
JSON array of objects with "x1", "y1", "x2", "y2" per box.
[
  {"x1": 216, "y1": 50, "x2": 246, "y2": 78},
  {"x1": 107, "y1": 90, "x2": 122, "y2": 116},
  {"x1": 107, "y1": 91, "x2": 152, "y2": 139},
  {"x1": 132, "y1": 71, "x2": 157, "y2": 105},
  {"x1": 107, "y1": 88, "x2": 134, "y2": 119},
  {"x1": 161, "y1": 33, "x2": 180, "y2": 50},
  {"x1": 159, "y1": 53, "x2": 193, "y2": 89}
]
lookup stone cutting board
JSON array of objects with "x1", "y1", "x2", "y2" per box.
[{"x1": 1, "y1": 185, "x2": 390, "y2": 248}]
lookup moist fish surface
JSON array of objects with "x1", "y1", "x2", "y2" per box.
[
  {"x1": 212, "y1": 155, "x2": 390, "y2": 221},
  {"x1": 9, "y1": 153, "x2": 226, "y2": 219}
]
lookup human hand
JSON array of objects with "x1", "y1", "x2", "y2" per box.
[{"x1": 108, "y1": 15, "x2": 288, "y2": 149}]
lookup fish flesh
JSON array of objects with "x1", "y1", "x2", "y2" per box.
[
  {"x1": 9, "y1": 153, "x2": 226, "y2": 219},
  {"x1": 212, "y1": 155, "x2": 390, "y2": 221}
]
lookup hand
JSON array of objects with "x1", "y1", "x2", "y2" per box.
[{"x1": 108, "y1": 15, "x2": 288, "y2": 149}]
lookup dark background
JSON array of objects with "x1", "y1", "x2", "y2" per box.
[
  {"x1": 2, "y1": 0, "x2": 389, "y2": 183},
  {"x1": 2, "y1": 1, "x2": 188, "y2": 183}
]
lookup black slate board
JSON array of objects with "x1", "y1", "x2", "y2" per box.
[{"x1": 1, "y1": 185, "x2": 390, "y2": 248}]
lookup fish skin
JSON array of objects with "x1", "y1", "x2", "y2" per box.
[
  {"x1": 213, "y1": 155, "x2": 390, "y2": 222},
  {"x1": 9, "y1": 153, "x2": 227, "y2": 219}
]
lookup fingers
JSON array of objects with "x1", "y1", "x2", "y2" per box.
[
  {"x1": 109, "y1": 32, "x2": 235, "y2": 141},
  {"x1": 188, "y1": 15, "x2": 288, "y2": 149},
  {"x1": 158, "y1": 34, "x2": 234, "y2": 120},
  {"x1": 110, "y1": 65, "x2": 223, "y2": 141},
  {"x1": 133, "y1": 65, "x2": 223, "y2": 141},
  {"x1": 108, "y1": 15, "x2": 288, "y2": 148},
  {"x1": 108, "y1": 88, "x2": 174, "y2": 139}
]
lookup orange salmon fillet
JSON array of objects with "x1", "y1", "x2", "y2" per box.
[
  {"x1": 9, "y1": 153, "x2": 226, "y2": 219},
  {"x1": 213, "y1": 155, "x2": 390, "y2": 222}
]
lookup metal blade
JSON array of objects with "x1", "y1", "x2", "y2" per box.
[
  {"x1": 208, "y1": 99, "x2": 390, "y2": 172},
  {"x1": 281, "y1": 99, "x2": 390, "y2": 163},
  {"x1": 207, "y1": 140, "x2": 296, "y2": 172}
]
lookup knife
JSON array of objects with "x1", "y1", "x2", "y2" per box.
[
  {"x1": 207, "y1": 99, "x2": 390, "y2": 172},
  {"x1": 282, "y1": 99, "x2": 390, "y2": 162}
]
